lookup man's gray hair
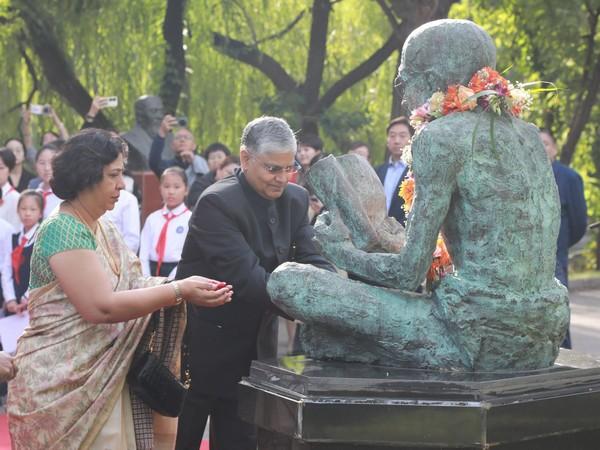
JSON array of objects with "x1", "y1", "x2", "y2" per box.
[{"x1": 241, "y1": 116, "x2": 297, "y2": 155}]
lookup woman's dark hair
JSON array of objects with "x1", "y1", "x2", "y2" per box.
[
  {"x1": 204, "y1": 142, "x2": 231, "y2": 159},
  {"x1": 35, "y1": 143, "x2": 59, "y2": 162},
  {"x1": 4, "y1": 137, "x2": 25, "y2": 148},
  {"x1": 17, "y1": 189, "x2": 44, "y2": 215},
  {"x1": 298, "y1": 133, "x2": 324, "y2": 152},
  {"x1": 0, "y1": 147, "x2": 17, "y2": 171},
  {"x1": 219, "y1": 155, "x2": 240, "y2": 169},
  {"x1": 51, "y1": 128, "x2": 128, "y2": 200}
]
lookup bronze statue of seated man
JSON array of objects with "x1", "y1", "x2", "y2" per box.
[{"x1": 268, "y1": 19, "x2": 568, "y2": 372}]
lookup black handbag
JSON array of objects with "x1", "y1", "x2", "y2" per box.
[{"x1": 127, "y1": 310, "x2": 190, "y2": 417}]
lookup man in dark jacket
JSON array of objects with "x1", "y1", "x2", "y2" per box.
[
  {"x1": 175, "y1": 116, "x2": 334, "y2": 450},
  {"x1": 540, "y1": 129, "x2": 587, "y2": 348},
  {"x1": 375, "y1": 116, "x2": 413, "y2": 226}
]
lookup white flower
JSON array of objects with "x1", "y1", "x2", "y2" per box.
[{"x1": 401, "y1": 144, "x2": 413, "y2": 167}]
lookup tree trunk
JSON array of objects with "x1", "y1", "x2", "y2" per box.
[
  {"x1": 16, "y1": 0, "x2": 112, "y2": 129},
  {"x1": 559, "y1": 7, "x2": 600, "y2": 166},
  {"x1": 390, "y1": 50, "x2": 403, "y2": 118},
  {"x1": 560, "y1": 53, "x2": 600, "y2": 165},
  {"x1": 159, "y1": 0, "x2": 188, "y2": 114}
]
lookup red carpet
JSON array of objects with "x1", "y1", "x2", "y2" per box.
[
  {"x1": 0, "y1": 415, "x2": 9, "y2": 450},
  {"x1": 0, "y1": 414, "x2": 208, "y2": 449}
]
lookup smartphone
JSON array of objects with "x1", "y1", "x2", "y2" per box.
[
  {"x1": 30, "y1": 104, "x2": 51, "y2": 115},
  {"x1": 105, "y1": 96, "x2": 118, "y2": 108},
  {"x1": 176, "y1": 116, "x2": 188, "y2": 127}
]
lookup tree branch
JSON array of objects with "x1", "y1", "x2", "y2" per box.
[
  {"x1": 256, "y1": 9, "x2": 305, "y2": 44},
  {"x1": 316, "y1": 31, "x2": 402, "y2": 113},
  {"x1": 376, "y1": 0, "x2": 402, "y2": 35},
  {"x1": 159, "y1": 0, "x2": 187, "y2": 113},
  {"x1": 212, "y1": 32, "x2": 297, "y2": 92},
  {"x1": 18, "y1": 32, "x2": 38, "y2": 105},
  {"x1": 15, "y1": 0, "x2": 112, "y2": 128},
  {"x1": 560, "y1": 6, "x2": 600, "y2": 165},
  {"x1": 232, "y1": 0, "x2": 258, "y2": 45},
  {"x1": 560, "y1": 52, "x2": 600, "y2": 165},
  {"x1": 304, "y1": 0, "x2": 332, "y2": 105}
]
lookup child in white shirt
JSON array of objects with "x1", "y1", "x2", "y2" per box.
[
  {"x1": 139, "y1": 167, "x2": 191, "y2": 279},
  {"x1": 2, "y1": 190, "x2": 43, "y2": 315},
  {"x1": 0, "y1": 149, "x2": 20, "y2": 230},
  {"x1": 34, "y1": 144, "x2": 61, "y2": 219}
]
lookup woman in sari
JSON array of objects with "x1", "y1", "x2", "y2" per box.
[{"x1": 7, "y1": 129, "x2": 232, "y2": 450}]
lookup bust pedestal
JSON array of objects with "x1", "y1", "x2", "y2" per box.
[{"x1": 238, "y1": 350, "x2": 600, "y2": 449}]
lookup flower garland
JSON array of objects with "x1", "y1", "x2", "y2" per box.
[
  {"x1": 409, "y1": 66, "x2": 533, "y2": 134},
  {"x1": 398, "y1": 67, "x2": 535, "y2": 286}
]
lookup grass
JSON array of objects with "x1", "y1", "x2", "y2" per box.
[{"x1": 571, "y1": 270, "x2": 600, "y2": 281}]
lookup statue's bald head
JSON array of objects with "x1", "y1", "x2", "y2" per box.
[{"x1": 397, "y1": 20, "x2": 496, "y2": 114}]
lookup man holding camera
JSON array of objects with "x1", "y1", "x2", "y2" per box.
[{"x1": 149, "y1": 115, "x2": 209, "y2": 185}]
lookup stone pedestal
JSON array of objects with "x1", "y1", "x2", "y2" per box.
[{"x1": 238, "y1": 350, "x2": 600, "y2": 449}]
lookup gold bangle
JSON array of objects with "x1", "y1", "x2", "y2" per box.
[{"x1": 172, "y1": 281, "x2": 184, "y2": 305}]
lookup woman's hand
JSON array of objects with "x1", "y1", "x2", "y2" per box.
[
  {"x1": 179, "y1": 276, "x2": 232, "y2": 308},
  {"x1": 0, "y1": 352, "x2": 16, "y2": 382}
]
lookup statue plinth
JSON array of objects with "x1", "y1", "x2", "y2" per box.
[{"x1": 238, "y1": 350, "x2": 600, "y2": 449}]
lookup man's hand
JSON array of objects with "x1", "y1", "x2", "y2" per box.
[
  {"x1": 180, "y1": 150, "x2": 195, "y2": 164},
  {"x1": 0, "y1": 352, "x2": 16, "y2": 382},
  {"x1": 159, "y1": 114, "x2": 178, "y2": 138}
]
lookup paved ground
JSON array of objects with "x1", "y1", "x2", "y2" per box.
[{"x1": 570, "y1": 288, "x2": 600, "y2": 356}]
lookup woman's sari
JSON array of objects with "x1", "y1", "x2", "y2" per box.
[{"x1": 7, "y1": 213, "x2": 185, "y2": 450}]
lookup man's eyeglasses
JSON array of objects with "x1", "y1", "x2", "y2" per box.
[{"x1": 252, "y1": 157, "x2": 302, "y2": 175}]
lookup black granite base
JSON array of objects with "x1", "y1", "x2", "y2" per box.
[{"x1": 238, "y1": 350, "x2": 600, "y2": 449}]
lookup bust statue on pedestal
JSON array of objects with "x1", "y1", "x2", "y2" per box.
[{"x1": 122, "y1": 95, "x2": 173, "y2": 171}]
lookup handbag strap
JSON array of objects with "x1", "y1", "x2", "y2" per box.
[{"x1": 147, "y1": 304, "x2": 191, "y2": 387}]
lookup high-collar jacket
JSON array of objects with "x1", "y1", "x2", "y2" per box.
[{"x1": 177, "y1": 170, "x2": 333, "y2": 396}]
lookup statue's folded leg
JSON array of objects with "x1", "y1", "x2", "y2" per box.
[{"x1": 269, "y1": 262, "x2": 468, "y2": 369}]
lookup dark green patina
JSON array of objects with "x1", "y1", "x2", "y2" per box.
[{"x1": 268, "y1": 19, "x2": 568, "y2": 371}]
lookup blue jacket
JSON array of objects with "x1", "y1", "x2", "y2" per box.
[
  {"x1": 375, "y1": 162, "x2": 410, "y2": 227},
  {"x1": 552, "y1": 160, "x2": 587, "y2": 286}
]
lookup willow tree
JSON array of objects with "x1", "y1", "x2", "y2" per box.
[
  {"x1": 0, "y1": 0, "x2": 186, "y2": 135},
  {"x1": 210, "y1": 0, "x2": 456, "y2": 136}
]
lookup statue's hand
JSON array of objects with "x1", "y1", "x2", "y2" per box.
[{"x1": 313, "y1": 211, "x2": 355, "y2": 267}]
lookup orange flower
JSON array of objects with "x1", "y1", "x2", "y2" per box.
[
  {"x1": 468, "y1": 73, "x2": 488, "y2": 93},
  {"x1": 399, "y1": 176, "x2": 415, "y2": 213},
  {"x1": 426, "y1": 236, "x2": 453, "y2": 283},
  {"x1": 469, "y1": 67, "x2": 509, "y2": 93},
  {"x1": 442, "y1": 85, "x2": 476, "y2": 115}
]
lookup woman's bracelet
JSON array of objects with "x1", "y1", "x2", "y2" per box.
[{"x1": 172, "y1": 281, "x2": 184, "y2": 305}]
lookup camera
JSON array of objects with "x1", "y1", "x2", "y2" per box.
[
  {"x1": 105, "y1": 96, "x2": 118, "y2": 108},
  {"x1": 30, "y1": 104, "x2": 51, "y2": 115},
  {"x1": 176, "y1": 116, "x2": 188, "y2": 127}
]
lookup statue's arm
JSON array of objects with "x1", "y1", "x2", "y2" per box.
[{"x1": 316, "y1": 129, "x2": 460, "y2": 290}]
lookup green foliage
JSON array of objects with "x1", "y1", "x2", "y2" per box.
[
  {"x1": 0, "y1": 0, "x2": 398, "y2": 159},
  {"x1": 0, "y1": 0, "x2": 598, "y2": 178}
]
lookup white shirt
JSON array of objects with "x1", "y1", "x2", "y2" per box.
[
  {"x1": 0, "y1": 219, "x2": 15, "y2": 304},
  {"x1": 37, "y1": 185, "x2": 62, "y2": 219},
  {"x1": 0, "y1": 183, "x2": 20, "y2": 230},
  {"x1": 103, "y1": 190, "x2": 141, "y2": 253},
  {"x1": 1, "y1": 222, "x2": 38, "y2": 302},
  {"x1": 139, "y1": 203, "x2": 191, "y2": 278}
]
